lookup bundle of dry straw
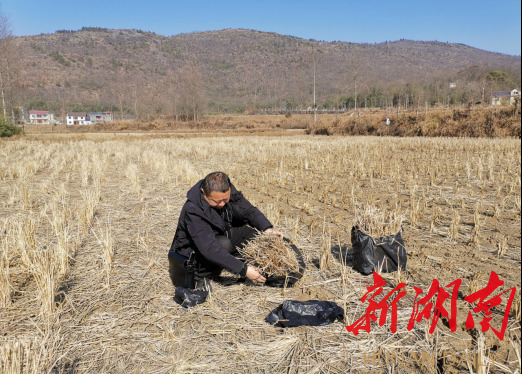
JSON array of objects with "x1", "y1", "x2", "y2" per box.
[
  {"x1": 239, "y1": 232, "x2": 300, "y2": 277},
  {"x1": 354, "y1": 205, "x2": 404, "y2": 238}
]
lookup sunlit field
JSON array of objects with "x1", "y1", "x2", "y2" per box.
[{"x1": 0, "y1": 134, "x2": 520, "y2": 373}]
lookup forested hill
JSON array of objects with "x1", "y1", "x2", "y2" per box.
[{"x1": 13, "y1": 28, "x2": 521, "y2": 116}]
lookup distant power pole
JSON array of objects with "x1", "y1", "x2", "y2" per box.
[
  {"x1": 354, "y1": 76, "x2": 357, "y2": 112},
  {"x1": 313, "y1": 48, "x2": 317, "y2": 124}
]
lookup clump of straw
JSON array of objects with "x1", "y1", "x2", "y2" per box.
[
  {"x1": 354, "y1": 205, "x2": 404, "y2": 238},
  {"x1": 239, "y1": 233, "x2": 300, "y2": 277}
]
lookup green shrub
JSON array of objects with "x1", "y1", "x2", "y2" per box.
[
  {"x1": 0, "y1": 116, "x2": 22, "y2": 137},
  {"x1": 49, "y1": 51, "x2": 70, "y2": 66}
]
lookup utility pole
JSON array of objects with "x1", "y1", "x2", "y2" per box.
[
  {"x1": 0, "y1": 69, "x2": 6, "y2": 119},
  {"x1": 354, "y1": 76, "x2": 357, "y2": 112},
  {"x1": 313, "y1": 48, "x2": 317, "y2": 124}
]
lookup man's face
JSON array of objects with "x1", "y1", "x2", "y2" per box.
[{"x1": 202, "y1": 188, "x2": 231, "y2": 209}]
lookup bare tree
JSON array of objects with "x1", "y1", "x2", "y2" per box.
[
  {"x1": 111, "y1": 70, "x2": 128, "y2": 120},
  {"x1": 0, "y1": 15, "x2": 12, "y2": 119},
  {"x1": 177, "y1": 61, "x2": 205, "y2": 121},
  {"x1": 347, "y1": 55, "x2": 359, "y2": 111},
  {"x1": 0, "y1": 14, "x2": 22, "y2": 123}
]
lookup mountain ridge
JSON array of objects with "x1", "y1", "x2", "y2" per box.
[
  {"x1": 11, "y1": 28, "x2": 521, "y2": 117},
  {"x1": 44, "y1": 27, "x2": 522, "y2": 56}
]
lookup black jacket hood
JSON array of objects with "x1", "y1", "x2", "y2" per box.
[{"x1": 187, "y1": 179, "x2": 240, "y2": 213}]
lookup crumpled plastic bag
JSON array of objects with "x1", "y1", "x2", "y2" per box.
[
  {"x1": 351, "y1": 226, "x2": 407, "y2": 275},
  {"x1": 173, "y1": 286, "x2": 208, "y2": 308},
  {"x1": 266, "y1": 300, "x2": 344, "y2": 327}
]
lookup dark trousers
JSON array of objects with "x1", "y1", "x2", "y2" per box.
[{"x1": 194, "y1": 224, "x2": 257, "y2": 280}]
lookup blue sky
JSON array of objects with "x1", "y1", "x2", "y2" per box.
[{"x1": 1, "y1": 0, "x2": 520, "y2": 56}]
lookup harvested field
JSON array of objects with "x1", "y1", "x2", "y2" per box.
[{"x1": 0, "y1": 134, "x2": 520, "y2": 373}]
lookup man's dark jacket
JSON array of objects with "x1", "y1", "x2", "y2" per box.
[{"x1": 170, "y1": 180, "x2": 272, "y2": 274}]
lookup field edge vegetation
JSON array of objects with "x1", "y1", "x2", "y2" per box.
[{"x1": 19, "y1": 106, "x2": 522, "y2": 138}]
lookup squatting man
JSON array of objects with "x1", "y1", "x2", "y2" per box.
[{"x1": 168, "y1": 171, "x2": 283, "y2": 290}]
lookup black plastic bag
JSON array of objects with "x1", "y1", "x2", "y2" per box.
[
  {"x1": 351, "y1": 226, "x2": 407, "y2": 275},
  {"x1": 266, "y1": 300, "x2": 344, "y2": 327},
  {"x1": 173, "y1": 286, "x2": 208, "y2": 308},
  {"x1": 264, "y1": 238, "x2": 306, "y2": 288}
]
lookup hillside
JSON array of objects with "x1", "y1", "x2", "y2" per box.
[{"x1": 11, "y1": 28, "x2": 522, "y2": 117}]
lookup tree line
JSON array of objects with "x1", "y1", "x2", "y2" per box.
[{"x1": 21, "y1": 62, "x2": 516, "y2": 121}]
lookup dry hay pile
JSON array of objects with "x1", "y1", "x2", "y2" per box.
[
  {"x1": 239, "y1": 232, "x2": 300, "y2": 277},
  {"x1": 353, "y1": 205, "x2": 404, "y2": 238}
]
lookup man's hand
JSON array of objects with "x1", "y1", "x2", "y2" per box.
[
  {"x1": 265, "y1": 228, "x2": 284, "y2": 239},
  {"x1": 246, "y1": 265, "x2": 266, "y2": 283}
]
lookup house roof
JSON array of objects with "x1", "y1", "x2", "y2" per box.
[
  {"x1": 67, "y1": 113, "x2": 88, "y2": 117},
  {"x1": 29, "y1": 110, "x2": 50, "y2": 115}
]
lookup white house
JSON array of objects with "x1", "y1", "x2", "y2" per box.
[
  {"x1": 491, "y1": 89, "x2": 521, "y2": 106},
  {"x1": 28, "y1": 110, "x2": 54, "y2": 125},
  {"x1": 66, "y1": 113, "x2": 90, "y2": 125},
  {"x1": 66, "y1": 111, "x2": 114, "y2": 125}
]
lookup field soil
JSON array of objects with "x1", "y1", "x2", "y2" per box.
[{"x1": 0, "y1": 134, "x2": 520, "y2": 373}]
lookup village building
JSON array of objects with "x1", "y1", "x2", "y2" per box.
[
  {"x1": 510, "y1": 89, "x2": 521, "y2": 105},
  {"x1": 491, "y1": 89, "x2": 520, "y2": 106},
  {"x1": 66, "y1": 113, "x2": 90, "y2": 125},
  {"x1": 28, "y1": 110, "x2": 54, "y2": 125},
  {"x1": 66, "y1": 111, "x2": 113, "y2": 125},
  {"x1": 89, "y1": 112, "x2": 113, "y2": 123}
]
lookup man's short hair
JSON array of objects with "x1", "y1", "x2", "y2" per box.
[{"x1": 201, "y1": 171, "x2": 231, "y2": 196}]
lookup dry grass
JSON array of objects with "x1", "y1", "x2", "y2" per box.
[
  {"x1": 239, "y1": 232, "x2": 300, "y2": 277},
  {"x1": 0, "y1": 134, "x2": 519, "y2": 373},
  {"x1": 306, "y1": 106, "x2": 521, "y2": 137},
  {"x1": 353, "y1": 205, "x2": 404, "y2": 238}
]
